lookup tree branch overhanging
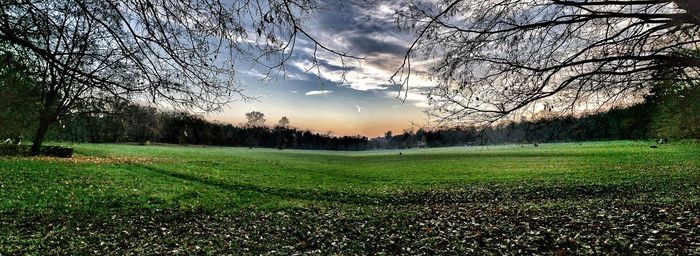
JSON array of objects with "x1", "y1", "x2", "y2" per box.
[
  {"x1": 0, "y1": 0, "x2": 357, "y2": 154},
  {"x1": 397, "y1": 0, "x2": 700, "y2": 124}
]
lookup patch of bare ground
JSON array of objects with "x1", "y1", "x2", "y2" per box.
[{"x1": 23, "y1": 155, "x2": 164, "y2": 164}]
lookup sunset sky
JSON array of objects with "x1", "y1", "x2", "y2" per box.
[{"x1": 207, "y1": 1, "x2": 436, "y2": 137}]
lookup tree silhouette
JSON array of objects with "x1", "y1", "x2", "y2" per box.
[
  {"x1": 278, "y1": 116, "x2": 290, "y2": 128},
  {"x1": 395, "y1": 0, "x2": 699, "y2": 124},
  {"x1": 246, "y1": 111, "x2": 266, "y2": 127},
  {"x1": 0, "y1": 0, "x2": 357, "y2": 155}
]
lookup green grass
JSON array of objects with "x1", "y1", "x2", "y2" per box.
[
  {"x1": 2, "y1": 141, "x2": 698, "y2": 211},
  {"x1": 1, "y1": 141, "x2": 700, "y2": 254}
]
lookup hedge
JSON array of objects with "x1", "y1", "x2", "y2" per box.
[{"x1": 0, "y1": 145, "x2": 74, "y2": 158}]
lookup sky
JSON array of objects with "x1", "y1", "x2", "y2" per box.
[{"x1": 207, "y1": 1, "x2": 437, "y2": 137}]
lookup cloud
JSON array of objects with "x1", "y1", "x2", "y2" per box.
[
  {"x1": 233, "y1": 1, "x2": 439, "y2": 110},
  {"x1": 305, "y1": 90, "x2": 333, "y2": 96},
  {"x1": 344, "y1": 34, "x2": 408, "y2": 56},
  {"x1": 238, "y1": 69, "x2": 267, "y2": 79},
  {"x1": 383, "y1": 88, "x2": 430, "y2": 108},
  {"x1": 281, "y1": 1, "x2": 439, "y2": 96}
]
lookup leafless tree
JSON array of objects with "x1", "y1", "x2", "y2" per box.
[
  {"x1": 394, "y1": 0, "x2": 700, "y2": 125},
  {"x1": 278, "y1": 116, "x2": 290, "y2": 128},
  {"x1": 0, "y1": 0, "x2": 356, "y2": 154},
  {"x1": 245, "y1": 111, "x2": 266, "y2": 127}
]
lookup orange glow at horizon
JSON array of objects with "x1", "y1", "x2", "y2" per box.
[{"x1": 207, "y1": 107, "x2": 428, "y2": 138}]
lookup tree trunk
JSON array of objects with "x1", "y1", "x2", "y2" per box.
[{"x1": 29, "y1": 115, "x2": 53, "y2": 156}]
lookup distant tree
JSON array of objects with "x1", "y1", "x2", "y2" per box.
[
  {"x1": 395, "y1": 0, "x2": 700, "y2": 124},
  {"x1": 401, "y1": 128, "x2": 415, "y2": 149},
  {"x1": 246, "y1": 111, "x2": 267, "y2": 127},
  {"x1": 278, "y1": 116, "x2": 291, "y2": 128},
  {"x1": 415, "y1": 128, "x2": 426, "y2": 147},
  {"x1": 123, "y1": 104, "x2": 161, "y2": 144},
  {"x1": 0, "y1": 0, "x2": 356, "y2": 155}
]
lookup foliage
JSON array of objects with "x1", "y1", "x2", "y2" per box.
[
  {"x1": 648, "y1": 81, "x2": 700, "y2": 139},
  {"x1": 38, "y1": 146, "x2": 74, "y2": 158},
  {"x1": 0, "y1": 53, "x2": 41, "y2": 139},
  {"x1": 0, "y1": 145, "x2": 72, "y2": 157}
]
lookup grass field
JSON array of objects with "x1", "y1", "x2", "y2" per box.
[{"x1": 1, "y1": 141, "x2": 699, "y2": 254}]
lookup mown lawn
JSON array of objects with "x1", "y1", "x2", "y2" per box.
[{"x1": 1, "y1": 141, "x2": 699, "y2": 254}]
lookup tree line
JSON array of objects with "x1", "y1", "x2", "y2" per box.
[
  {"x1": 23, "y1": 84, "x2": 695, "y2": 151},
  {"x1": 376, "y1": 88, "x2": 699, "y2": 149},
  {"x1": 42, "y1": 100, "x2": 369, "y2": 151}
]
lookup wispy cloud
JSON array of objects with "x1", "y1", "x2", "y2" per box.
[
  {"x1": 383, "y1": 88, "x2": 430, "y2": 108},
  {"x1": 305, "y1": 90, "x2": 333, "y2": 96}
]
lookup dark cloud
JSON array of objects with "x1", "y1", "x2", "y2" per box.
[
  {"x1": 311, "y1": 1, "x2": 409, "y2": 58},
  {"x1": 365, "y1": 54, "x2": 405, "y2": 71},
  {"x1": 345, "y1": 35, "x2": 407, "y2": 56},
  {"x1": 317, "y1": 58, "x2": 356, "y2": 72}
]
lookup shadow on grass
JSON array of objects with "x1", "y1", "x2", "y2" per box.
[
  {"x1": 137, "y1": 164, "x2": 387, "y2": 206},
  {"x1": 135, "y1": 164, "x2": 694, "y2": 207}
]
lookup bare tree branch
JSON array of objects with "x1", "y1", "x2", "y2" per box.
[
  {"x1": 0, "y1": 0, "x2": 355, "y2": 154},
  {"x1": 396, "y1": 0, "x2": 699, "y2": 125}
]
